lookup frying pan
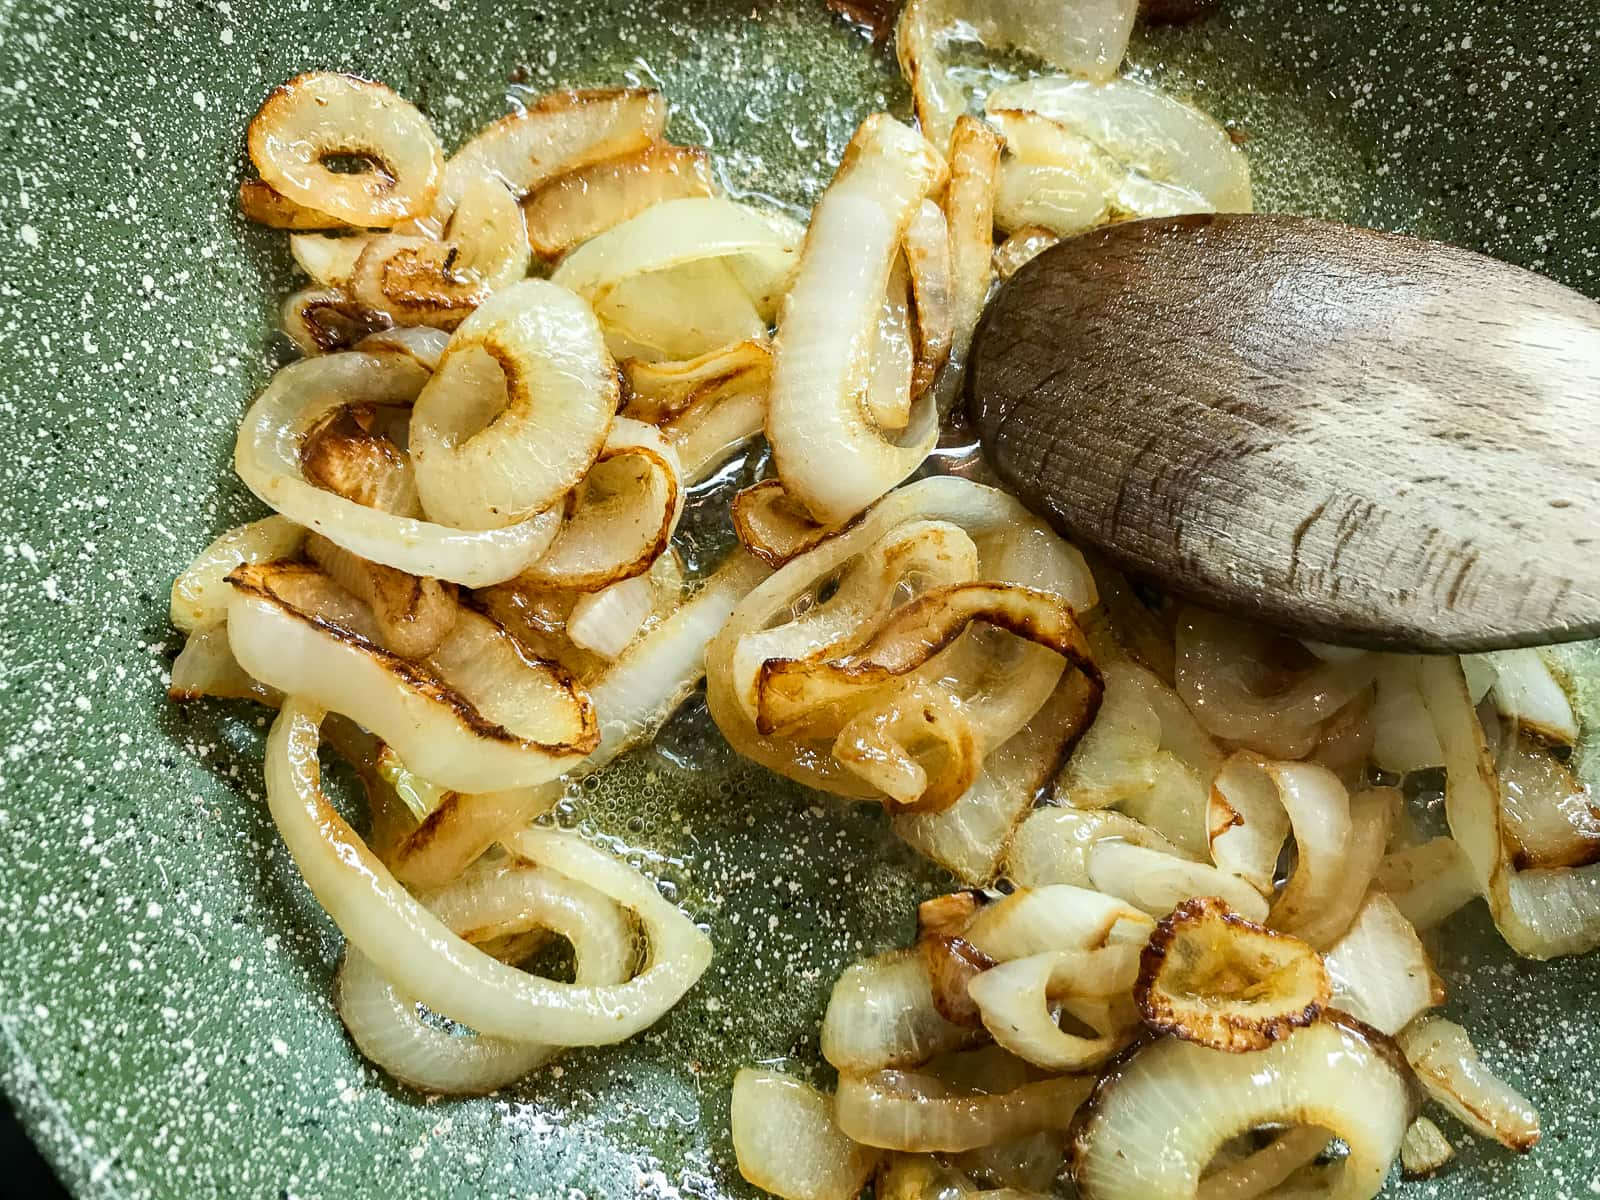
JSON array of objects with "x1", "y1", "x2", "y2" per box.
[{"x1": 0, "y1": 0, "x2": 1596, "y2": 1195}]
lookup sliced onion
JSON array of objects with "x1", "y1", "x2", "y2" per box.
[
  {"x1": 987, "y1": 75, "x2": 1251, "y2": 216},
  {"x1": 291, "y1": 232, "x2": 369, "y2": 288},
  {"x1": 247, "y1": 72, "x2": 444, "y2": 227},
  {"x1": 1472, "y1": 648, "x2": 1579, "y2": 746},
  {"x1": 281, "y1": 286, "x2": 390, "y2": 356},
  {"x1": 994, "y1": 225, "x2": 1061, "y2": 282},
  {"x1": 1207, "y1": 752, "x2": 1293, "y2": 897},
  {"x1": 230, "y1": 562, "x2": 595, "y2": 792},
  {"x1": 1087, "y1": 840, "x2": 1269, "y2": 923},
  {"x1": 732, "y1": 1069, "x2": 881, "y2": 1200},
  {"x1": 940, "y1": 115, "x2": 1001, "y2": 412},
  {"x1": 766, "y1": 115, "x2": 947, "y2": 525},
  {"x1": 894, "y1": 667, "x2": 1101, "y2": 883},
  {"x1": 903, "y1": 198, "x2": 953, "y2": 400},
  {"x1": 441, "y1": 172, "x2": 530, "y2": 289},
  {"x1": 622, "y1": 338, "x2": 771, "y2": 422},
  {"x1": 235, "y1": 352, "x2": 560, "y2": 586},
  {"x1": 386, "y1": 785, "x2": 559, "y2": 891},
  {"x1": 833, "y1": 680, "x2": 980, "y2": 813},
  {"x1": 921, "y1": 933, "x2": 994, "y2": 1027},
  {"x1": 1175, "y1": 608, "x2": 1375, "y2": 758},
  {"x1": 238, "y1": 178, "x2": 342, "y2": 230},
  {"x1": 346, "y1": 235, "x2": 488, "y2": 333},
  {"x1": 1374, "y1": 837, "x2": 1479, "y2": 932},
  {"x1": 863, "y1": 255, "x2": 918, "y2": 432},
  {"x1": 731, "y1": 480, "x2": 853, "y2": 569},
  {"x1": 897, "y1": 0, "x2": 1138, "y2": 154},
  {"x1": 524, "y1": 141, "x2": 715, "y2": 259},
  {"x1": 410, "y1": 279, "x2": 617, "y2": 529},
  {"x1": 267, "y1": 700, "x2": 708, "y2": 1044},
  {"x1": 356, "y1": 324, "x2": 450, "y2": 371},
  {"x1": 1496, "y1": 730, "x2": 1600, "y2": 870},
  {"x1": 514, "y1": 417, "x2": 681, "y2": 592},
  {"x1": 299, "y1": 402, "x2": 423, "y2": 517},
  {"x1": 1397, "y1": 1017, "x2": 1540, "y2": 1152},
  {"x1": 1420, "y1": 654, "x2": 1600, "y2": 959},
  {"x1": 1070, "y1": 1015, "x2": 1416, "y2": 1200},
  {"x1": 1218, "y1": 757, "x2": 1350, "y2": 933},
  {"x1": 432, "y1": 87, "x2": 667, "y2": 220},
  {"x1": 170, "y1": 515, "x2": 305, "y2": 633},
  {"x1": 962, "y1": 885, "x2": 1154, "y2": 962},
  {"x1": 1323, "y1": 892, "x2": 1442, "y2": 1036},
  {"x1": 1279, "y1": 786, "x2": 1397, "y2": 950},
  {"x1": 1370, "y1": 656, "x2": 1444, "y2": 774},
  {"x1": 1195, "y1": 1125, "x2": 1334, "y2": 1200},
  {"x1": 334, "y1": 854, "x2": 633, "y2": 1094},
  {"x1": 593, "y1": 258, "x2": 767, "y2": 362},
  {"x1": 837, "y1": 1069, "x2": 1094, "y2": 1153},
  {"x1": 876, "y1": 1155, "x2": 998, "y2": 1200},
  {"x1": 1398, "y1": 1116, "x2": 1455, "y2": 1179},
  {"x1": 552, "y1": 195, "x2": 803, "y2": 324},
  {"x1": 304, "y1": 533, "x2": 457, "y2": 659},
  {"x1": 168, "y1": 622, "x2": 281, "y2": 705},
  {"x1": 566, "y1": 573, "x2": 657, "y2": 660},
  {"x1": 968, "y1": 949, "x2": 1139, "y2": 1070},
  {"x1": 1135, "y1": 897, "x2": 1327, "y2": 1053},
  {"x1": 987, "y1": 109, "x2": 1117, "y2": 237},
  {"x1": 821, "y1": 948, "x2": 981, "y2": 1072},
  {"x1": 1005, "y1": 806, "x2": 1182, "y2": 890}
]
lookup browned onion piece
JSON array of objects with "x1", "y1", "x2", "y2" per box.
[
  {"x1": 169, "y1": 622, "x2": 281, "y2": 705},
  {"x1": 940, "y1": 115, "x2": 1001, "y2": 409},
  {"x1": 1070, "y1": 1015, "x2": 1417, "y2": 1200},
  {"x1": 281, "y1": 286, "x2": 390, "y2": 356},
  {"x1": 622, "y1": 338, "x2": 771, "y2": 424},
  {"x1": 356, "y1": 324, "x2": 451, "y2": 372},
  {"x1": 523, "y1": 142, "x2": 715, "y2": 259},
  {"x1": 305, "y1": 533, "x2": 457, "y2": 660},
  {"x1": 915, "y1": 889, "x2": 987, "y2": 941},
  {"x1": 837, "y1": 1068, "x2": 1095, "y2": 1153},
  {"x1": 1274, "y1": 786, "x2": 1397, "y2": 950},
  {"x1": 348, "y1": 235, "x2": 492, "y2": 330},
  {"x1": 920, "y1": 934, "x2": 994, "y2": 1027},
  {"x1": 1375, "y1": 837, "x2": 1478, "y2": 932},
  {"x1": 433, "y1": 88, "x2": 667, "y2": 220},
  {"x1": 994, "y1": 225, "x2": 1062, "y2": 282},
  {"x1": 515, "y1": 417, "x2": 682, "y2": 592},
  {"x1": 1207, "y1": 751, "x2": 1292, "y2": 898},
  {"x1": 731, "y1": 480, "x2": 855, "y2": 569},
  {"x1": 1496, "y1": 730, "x2": 1600, "y2": 870},
  {"x1": 1134, "y1": 897, "x2": 1328, "y2": 1053},
  {"x1": 300, "y1": 404, "x2": 423, "y2": 517},
  {"x1": 291, "y1": 232, "x2": 369, "y2": 289},
  {"x1": 227, "y1": 560, "x2": 596, "y2": 792},
  {"x1": 755, "y1": 582, "x2": 1094, "y2": 736},
  {"x1": 903, "y1": 198, "x2": 954, "y2": 400},
  {"x1": 821, "y1": 948, "x2": 984, "y2": 1072},
  {"x1": 239, "y1": 178, "x2": 344, "y2": 230},
  {"x1": 833, "y1": 679, "x2": 980, "y2": 813},
  {"x1": 1398, "y1": 1016, "x2": 1540, "y2": 1152},
  {"x1": 247, "y1": 72, "x2": 444, "y2": 227}
]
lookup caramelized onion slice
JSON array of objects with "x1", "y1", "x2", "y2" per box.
[
  {"x1": 247, "y1": 72, "x2": 444, "y2": 227},
  {"x1": 239, "y1": 178, "x2": 343, "y2": 230},
  {"x1": 1472, "y1": 647, "x2": 1579, "y2": 746},
  {"x1": 410, "y1": 279, "x2": 617, "y2": 529},
  {"x1": 434, "y1": 87, "x2": 667, "y2": 219},
  {"x1": 838, "y1": 1069, "x2": 1094, "y2": 1153},
  {"x1": 994, "y1": 226, "x2": 1061, "y2": 282},
  {"x1": 169, "y1": 622, "x2": 281, "y2": 705},
  {"x1": 281, "y1": 286, "x2": 390, "y2": 356},
  {"x1": 356, "y1": 324, "x2": 451, "y2": 372},
  {"x1": 732, "y1": 1069, "x2": 881, "y2": 1200},
  {"x1": 1134, "y1": 897, "x2": 1328, "y2": 1053},
  {"x1": 517, "y1": 417, "x2": 683, "y2": 592},
  {"x1": 621, "y1": 338, "x2": 771, "y2": 424},
  {"x1": 1323, "y1": 892, "x2": 1441, "y2": 1036},
  {"x1": 766, "y1": 115, "x2": 947, "y2": 525},
  {"x1": 962, "y1": 884, "x2": 1154, "y2": 962},
  {"x1": 291, "y1": 232, "x2": 369, "y2": 288},
  {"x1": 230, "y1": 561, "x2": 594, "y2": 792},
  {"x1": 349, "y1": 234, "x2": 491, "y2": 330},
  {"x1": 1397, "y1": 1017, "x2": 1540, "y2": 1152},
  {"x1": 524, "y1": 142, "x2": 715, "y2": 259},
  {"x1": 731, "y1": 480, "x2": 850, "y2": 569},
  {"x1": 1496, "y1": 730, "x2": 1600, "y2": 870},
  {"x1": 171, "y1": 515, "x2": 306, "y2": 633},
  {"x1": 299, "y1": 403, "x2": 422, "y2": 517},
  {"x1": 903, "y1": 198, "x2": 954, "y2": 399},
  {"x1": 234, "y1": 351, "x2": 560, "y2": 585},
  {"x1": 940, "y1": 115, "x2": 1001, "y2": 410},
  {"x1": 305, "y1": 533, "x2": 457, "y2": 659},
  {"x1": 1071, "y1": 1016, "x2": 1416, "y2": 1200}
]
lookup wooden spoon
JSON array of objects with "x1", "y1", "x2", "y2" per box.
[{"x1": 966, "y1": 213, "x2": 1600, "y2": 652}]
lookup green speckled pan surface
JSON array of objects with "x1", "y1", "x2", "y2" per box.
[{"x1": 1, "y1": 1, "x2": 1598, "y2": 1196}]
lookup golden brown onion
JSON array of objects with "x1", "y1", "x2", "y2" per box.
[
  {"x1": 239, "y1": 178, "x2": 343, "y2": 230},
  {"x1": 523, "y1": 142, "x2": 715, "y2": 259}
]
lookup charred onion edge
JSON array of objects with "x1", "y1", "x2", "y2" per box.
[
  {"x1": 730, "y1": 479, "x2": 865, "y2": 569},
  {"x1": 239, "y1": 178, "x2": 345, "y2": 230},
  {"x1": 921, "y1": 934, "x2": 995, "y2": 1027},
  {"x1": 1133, "y1": 896, "x2": 1330, "y2": 1052},
  {"x1": 226, "y1": 561, "x2": 598, "y2": 757}
]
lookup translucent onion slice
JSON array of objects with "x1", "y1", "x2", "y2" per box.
[
  {"x1": 552, "y1": 196, "x2": 804, "y2": 324},
  {"x1": 566, "y1": 573, "x2": 656, "y2": 660},
  {"x1": 356, "y1": 324, "x2": 450, "y2": 372},
  {"x1": 1374, "y1": 837, "x2": 1479, "y2": 932},
  {"x1": 1471, "y1": 647, "x2": 1579, "y2": 746},
  {"x1": 766, "y1": 115, "x2": 948, "y2": 525},
  {"x1": 821, "y1": 948, "x2": 981, "y2": 1072},
  {"x1": 1005, "y1": 806, "x2": 1182, "y2": 890},
  {"x1": 1194, "y1": 1125, "x2": 1334, "y2": 1200},
  {"x1": 1496, "y1": 730, "x2": 1600, "y2": 870},
  {"x1": 1175, "y1": 608, "x2": 1375, "y2": 758},
  {"x1": 516, "y1": 417, "x2": 683, "y2": 592},
  {"x1": 903, "y1": 198, "x2": 954, "y2": 400},
  {"x1": 834, "y1": 679, "x2": 979, "y2": 813},
  {"x1": 876, "y1": 1154, "x2": 1032, "y2": 1200},
  {"x1": 246, "y1": 72, "x2": 444, "y2": 227},
  {"x1": 1371, "y1": 656, "x2": 1444, "y2": 774},
  {"x1": 921, "y1": 932, "x2": 994, "y2": 1026},
  {"x1": 987, "y1": 76, "x2": 1252, "y2": 216},
  {"x1": 334, "y1": 855, "x2": 633, "y2": 1094},
  {"x1": 731, "y1": 480, "x2": 853, "y2": 569},
  {"x1": 441, "y1": 172, "x2": 531, "y2": 289},
  {"x1": 281, "y1": 286, "x2": 390, "y2": 356},
  {"x1": 1070, "y1": 1016, "x2": 1416, "y2": 1200},
  {"x1": 170, "y1": 515, "x2": 305, "y2": 633},
  {"x1": 168, "y1": 622, "x2": 281, "y2": 705},
  {"x1": 896, "y1": 0, "x2": 1138, "y2": 154},
  {"x1": 994, "y1": 226, "x2": 1061, "y2": 282},
  {"x1": 234, "y1": 351, "x2": 561, "y2": 585},
  {"x1": 940, "y1": 115, "x2": 1001, "y2": 411},
  {"x1": 347, "y1": 236, "x2": 487, "y2": 332},
  {"x1": 593, "y1": 258, "x2": 767, "y2": 362},
  {"x1": 968, "y1": 949, "x2": 1139, "y2": 1070},
  {"x1": 837, "y1": 1070, "x2": 1095, "y2": 1153},
  {"x1": 1207, "y1": 752, "x2": 1293, "y2": 897},
  {"x1": 432, "y1": 87, "x2": 667, "y2": 220},
  {"x1": 239, "y1": 178, "x2": 342, "y2": 230},
  {"x1": 266, "y1": 705, "x2": 709, "y2": 1046},
  {"x1": 986, "y1": 110, "x2": 1117, "y2": 237},
  {"x1": 410, "y1": 279, "x2": 617, "y2": 529},
  {"x1": 1420, "y1": 654, "x2": 1600, "y2": 959},
  {"x1": 299, "y1": 403, "x2": 422, "y2": 517},
  {"x1": 1134, "y1": 897, "x2": 1328, "y2": 1053},
  {"x1": 304, "y1": 533, "x2": 457, "y2": 659},
  {"x1": 524, "y1": 142, "x2": 715, "y2": 259},
  {"x1": 622, "y1": 338, "x2": 771, "y2": 424},
  {"x1": 1398, "y1": 1116, "x2": 1455, "y2": 1179},
  {"x1": 1276, "y1": 786, "x2": 1397, "y2": 950},
  {"x1": 230, "y1": 562, "x2": 595, "y2": 792},
  {"x1": 1087, "y1": 841, "x2": 1269, "y2": 924},
  {"x1": 864, "y1": 256, "x2": 918, "y2": 433},
  {"x1": 962, "y1": 885, "x2": 1154, "y2": 962},
  {"x1": 732, "y1": 1069, "x2": 881, "y2": 1200},
  {"x1": 1397, "y1": 1017, "x2": 1540, "y2": 1152},
  {"x1": 1323, "y1": 892, "x2": 1442, "y2": 1036},
  {"x1": 291, "y1": 232, "x2": 369, "y2": 288}
]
